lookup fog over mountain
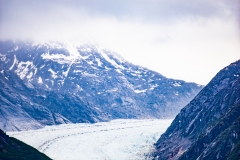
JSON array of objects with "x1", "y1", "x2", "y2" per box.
[{"x1": 1, "y1": 0, "x2": 239, "y2": 84}]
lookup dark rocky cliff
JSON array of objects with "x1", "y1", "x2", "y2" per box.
[{"x1": 153, "y1": 60, "x2": 240, "y2": 160}]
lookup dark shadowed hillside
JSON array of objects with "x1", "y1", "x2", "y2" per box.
[
  {"x1": 153, "y1": 60, "x2": 240, "y2": 160},
  {"x1": 0, "y1": 129, "x2": 51, "y2": 160}
]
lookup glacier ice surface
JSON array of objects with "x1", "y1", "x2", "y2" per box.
[{"x1": 8, "y1": 119, "x2": 172, "y2": 160}]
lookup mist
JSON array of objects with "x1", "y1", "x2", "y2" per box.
[{"x1": 1, "y1": 0, "x2": 239, "y2": 84}]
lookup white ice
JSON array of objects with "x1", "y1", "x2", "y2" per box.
[
  {"x1": 134, "y1": 89, "x2": 147, "y2": 93},
  {"x1": 173, "y1": 82, "x2": 181, "y2": 87},
  {"x1": 98, "y1": 49, "x2": 125, "y2": 70},
  {"x1": 48, "y1": 68, "x2": 58, "y2": 79},
  {"x1": 9, "y1": 55, "x2": 17, "y2": 70},
  {"x1": 8, "y1": 119, "x2": 172, "y2": 160},
  {"x1": 15, "y1": 61, "x2": 36, "y2": 79},
  {"x1": 38, "y1": 77, "x2": 43, "y2": 84}
]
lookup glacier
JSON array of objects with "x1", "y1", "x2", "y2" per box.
[{"x1": 8, "y1": 119, "x2": 172, "y2": 160}]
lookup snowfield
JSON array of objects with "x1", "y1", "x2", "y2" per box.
[{"x1": 8, "y1": 119, "x2": 172, "y2": 160}]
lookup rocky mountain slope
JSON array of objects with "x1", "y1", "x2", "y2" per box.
[
  {"x1": 0, "y1": 40, "x2": 203, "y2": 131},
  {"x1": 153, "y1": 60, "x2": 240, "y2": 160},
  {"x1": 0, "y1": 129, "x2": 51, "y2": 160}
]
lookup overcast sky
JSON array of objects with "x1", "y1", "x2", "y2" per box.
[{"x1": 0, "y1": 0, "x2": 239, "y2": 85}]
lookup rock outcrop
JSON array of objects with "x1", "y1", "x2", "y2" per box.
[{"x1": 153, "y1": 60, "x2": 240, "y2": 160}]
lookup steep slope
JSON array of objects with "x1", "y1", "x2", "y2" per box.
[
  {"x1": 179, "y1": 102, "x2": 240, "y2": 160},
  {"x1": 153, "y1": 60, "x2": 240, "y2": 160},
  {"x1": 0, "y1": 70, "x2": 104, "y2": 131},
  {"x1": 0, "y1": 40, "x2": 203, "y2": 131},
  {"x1": 0, "y1": 129, "x2": 51, "y2": 160}
]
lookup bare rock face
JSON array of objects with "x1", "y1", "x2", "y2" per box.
[
  {"x1": 153, "y1": 60, "x2": 240, "y2": 160},
  {"x1": 0, "y1": 40, "x2": 203, "y2": 131}
]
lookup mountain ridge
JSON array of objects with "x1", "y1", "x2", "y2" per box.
[
  {"x1": 153, "y1": 60, "x2": 240, "y2": 160},
  {"x1": 0, "y1": 40, "x2": 203, "y2": 131}
]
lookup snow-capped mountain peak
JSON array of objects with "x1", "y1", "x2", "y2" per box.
[{"x1": 0, "y1": 40, "x2": 203, "y2": 131}]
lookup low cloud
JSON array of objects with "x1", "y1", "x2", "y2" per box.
[
  {"x1": 0, "y1": 0, "x2": 239, "y2": 84},
  {"x1": 1, "y1": 0, "x2": 239, "y2": 40}
]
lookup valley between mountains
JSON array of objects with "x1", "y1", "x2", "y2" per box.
[
  {"x1": 1, "y1": 40, "x2": 240, "y2": 160},
  {"x1": 8, "y1": 119, "x2": 172, "y2": 160}
]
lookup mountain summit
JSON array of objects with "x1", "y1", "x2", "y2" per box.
[
  {"x1": 0, "y1": 40, "x2": 203, "y2": 131},
  {"x1": 153, "y1": 60, "x2": 240, "y2": 160}
]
